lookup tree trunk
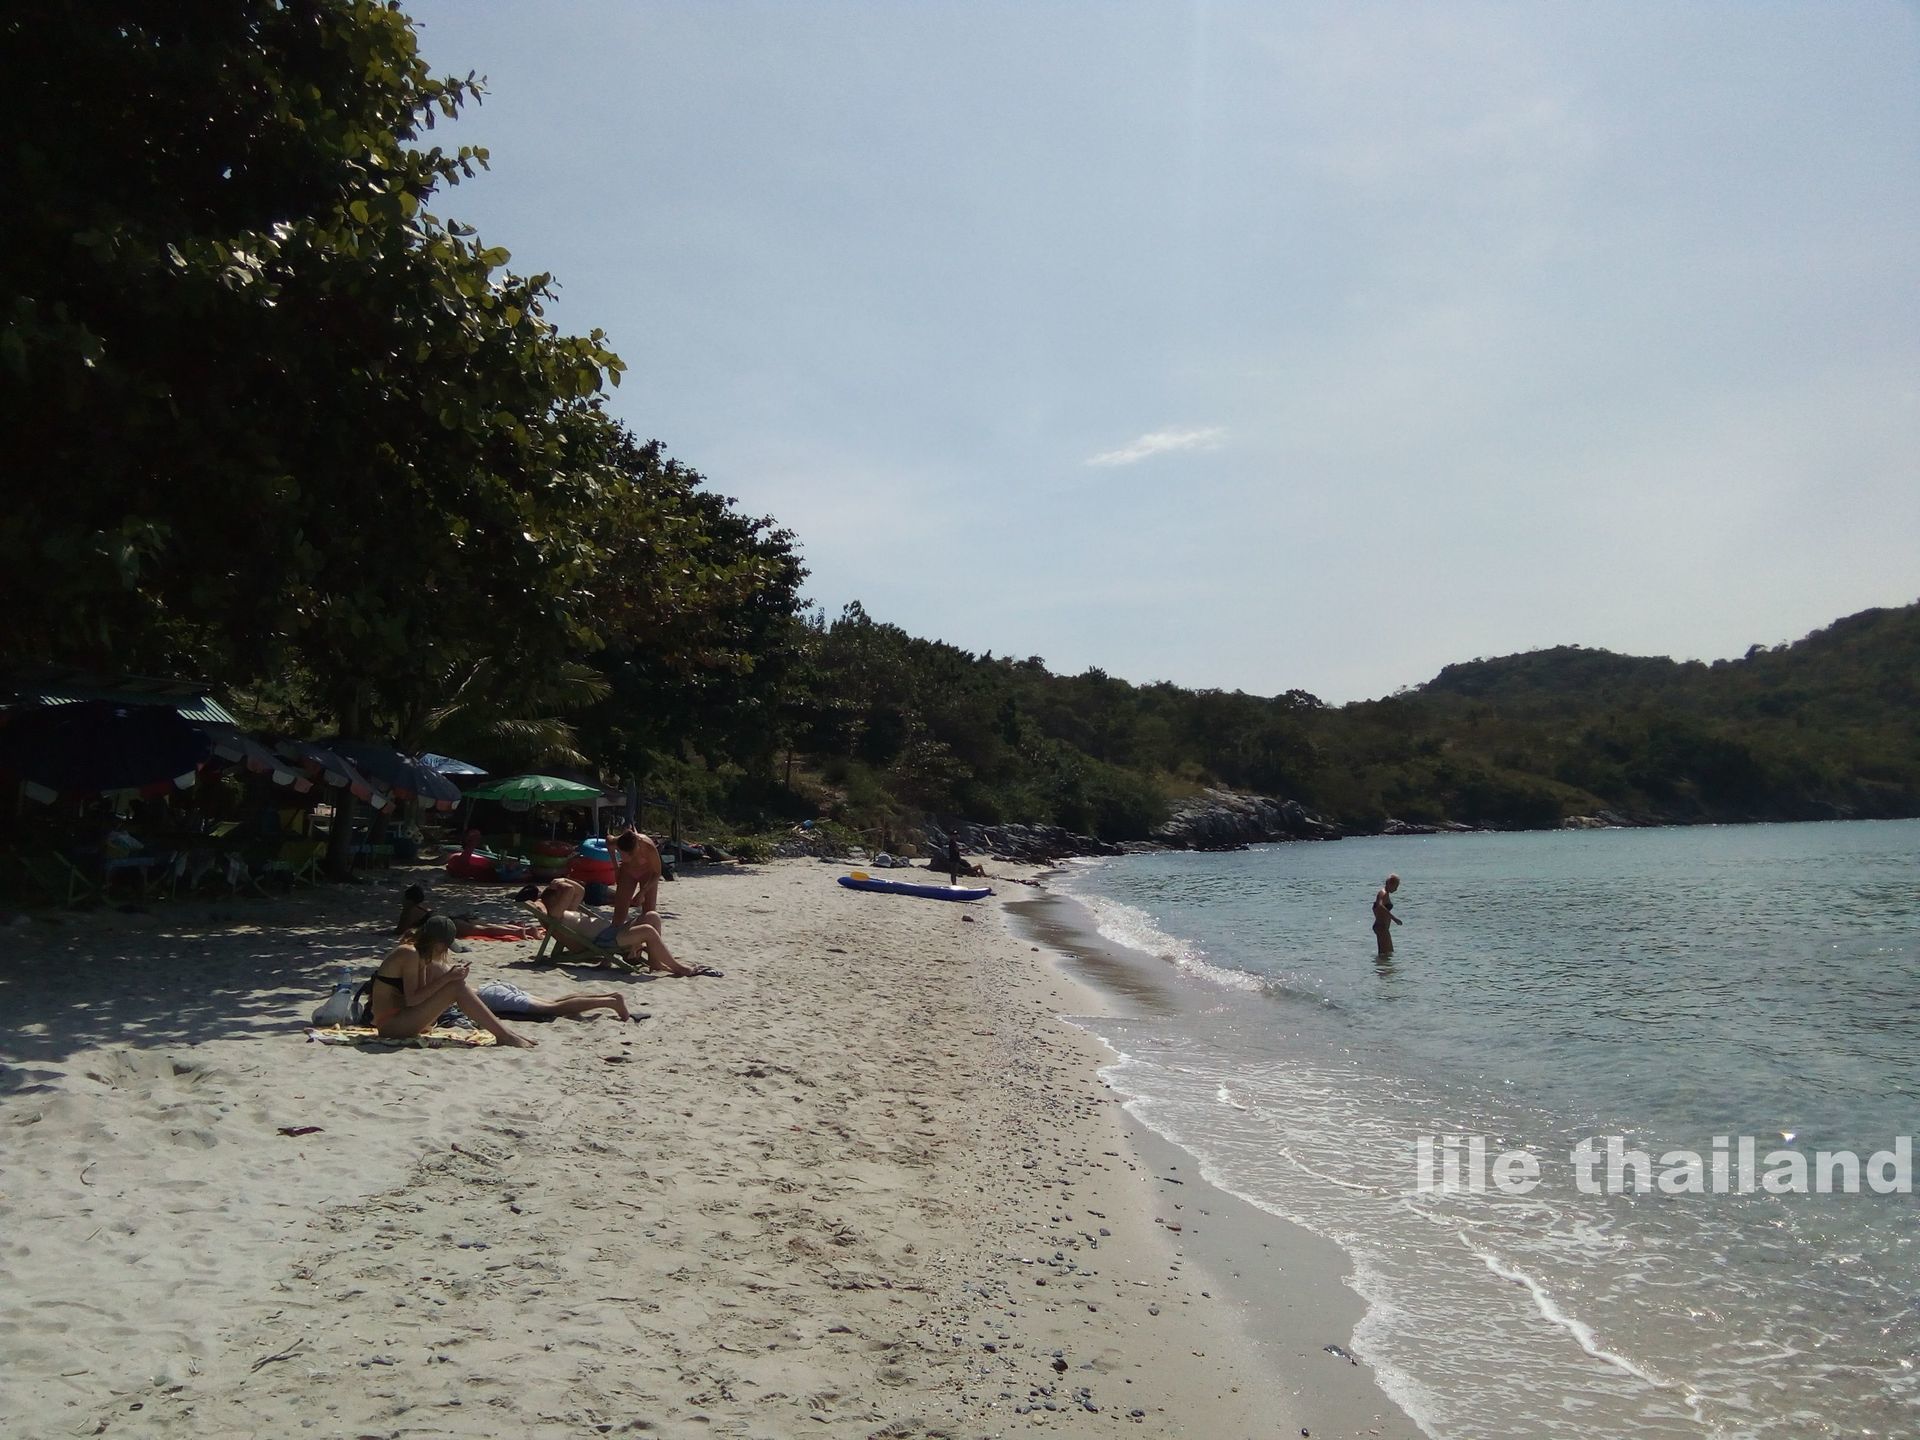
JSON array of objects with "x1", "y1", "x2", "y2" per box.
[
  {"x1": 325, "y1": 788, "x2": 359, "y2": 880},
  {"x1": 325, "y1": 687, "x2": 363, "y2": 881}
]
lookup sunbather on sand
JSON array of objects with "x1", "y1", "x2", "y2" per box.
[
  {"x1": 392, "y1": 884, "x2": 539, "y2": 941},
  {"x1": 516, "y1": 883, "x2": 721, "y2": 978},
  {"x1": 369, "y1": 916, "x2": 537, "y2": 1047},
  {"x1": 471, "y1": 978, "x2": 644, "y2": 1024}
]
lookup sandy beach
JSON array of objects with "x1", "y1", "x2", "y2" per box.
[{"x1": 0, "y1": 859, "x2": 1414, "y2": 1439}]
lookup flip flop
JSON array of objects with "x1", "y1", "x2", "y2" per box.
[{"x1": 689, "y1": 966, "x2": 724, "y2": 978}]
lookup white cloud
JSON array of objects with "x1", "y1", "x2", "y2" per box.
[{"x1": 1085, "y1": 425, "x2": 1227, "y2": 467}]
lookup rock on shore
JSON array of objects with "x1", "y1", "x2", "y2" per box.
[
  {"x1": 940, "y1": 821, "x2": 1122, "y2": 864},
  {"x1": 1152, "y1": 787, "x2": 1340, "y2": 849}
]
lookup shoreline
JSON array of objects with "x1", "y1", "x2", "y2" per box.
[
  {"x1": 1, "y1": 859, "x2": 1414, "y2": 1437},
  {"x1": 1005, "y1": 880, "x2": 1424, "y2": 1440}
]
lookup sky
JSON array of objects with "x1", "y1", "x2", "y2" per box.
[{"x1": 405, "y1": 1, "x2": 1919, "y2": 703}]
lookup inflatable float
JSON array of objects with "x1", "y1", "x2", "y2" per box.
[
  {"x1": 529, "y1": 840, "x2": 574, "y2": 879},
  {"x1": 445, "y1": 847, "x2": 530, "y2": 883},
  {"x1": 567, "y1": 855, "x2": 615, "y2": 886},
  {"x1": 838, "y1": 874, "x2": 992, "y2": 902},
  {"x1": 445, "y1": 850, "x2": 497, "y2": 881}
]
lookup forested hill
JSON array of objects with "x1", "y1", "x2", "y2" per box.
[
  {"x1": 771, "y1": 600, "x2": 1920, "y2": 841},
  {"x1": 1321, "y1": 601, "x2": 1920, "y2": 830}
]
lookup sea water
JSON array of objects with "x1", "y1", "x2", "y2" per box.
[{"x1": 1048, "y1": 820, "x2": 1919, "y2": 1439}]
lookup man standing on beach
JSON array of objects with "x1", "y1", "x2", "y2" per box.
[{"x1": 612, "y1": 826, "x2": 664, "y2": 932}]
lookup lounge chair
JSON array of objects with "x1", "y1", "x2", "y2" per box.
[
  {"x1": 519, "y1": 902, "x2": 644, "y2": 972},
  {"x1": 262, "y1": 839, "x2": 326, "y2": 887},
  {"x1": 20, "y1": 852, "x2": 101, "y2": 907}
]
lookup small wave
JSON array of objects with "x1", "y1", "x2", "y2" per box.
[
  {"x1": 1067, "y1": 889, "x2": 1191, "y2": 961},
  {"x1": 1064, "y1": 889, "x2": 1265, "y2": 991},
  {"x1": 1258, "y1": 976, "x2": 1343, "y2": 1011},
  {"x1": 1055, "y1": 862, "x2": 1299, "y2": 997},
  {"x1": 1471, "y1": 1245, "x2": 1705, "y2": 1422},
  {"x1": 1271, "y1": 1142, "x2": 1396, "y2": 1195}
]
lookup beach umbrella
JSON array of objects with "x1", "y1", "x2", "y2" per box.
[
  {"x1": 463, "y1": 773, "x2": 606, "y2": 805},
  {"x1": 198, "y1": 725, "x2": 312, "y2": 791},
  {"x1": 0, "y1": 700, "x2": 210, "y2": 796},
  {"x1": 325, "y1": 740, "x2": 462, "y2": 810},
  {"x1": 419, "y1": 752, "x2": 487, "y2": 777},
  {"x1": 407, "y1": 763, "x2": 463, "y2": 809},
  {"x1": 324, "y1": 740, "x2": 418, "y2": 794},
  {"x1": 274, "y1": 740, "x2": 391, "y2": 811}
]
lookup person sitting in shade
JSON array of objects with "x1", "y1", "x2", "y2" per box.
[
  {"x1": 392, "y1": 884, "x2": 539, "y2": 942},
  {"x1": 516, "y1": 882, "x2": 720, "y2": 979}
]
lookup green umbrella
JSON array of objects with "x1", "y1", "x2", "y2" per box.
[{"x1": 463, "y1": 773, "x2": 606, "y2": 804}]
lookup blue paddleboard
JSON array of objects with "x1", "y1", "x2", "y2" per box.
[{"x1": 838, "y1": 875, "x2": 993, "y2": 902}]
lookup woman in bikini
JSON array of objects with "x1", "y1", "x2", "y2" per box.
[
  {"x1": 1372, "y1": 873, "x2": 1403, "y2": 956},
  {"x1": 369, "y1": 916, "x2": 539, "y2": 1047}
]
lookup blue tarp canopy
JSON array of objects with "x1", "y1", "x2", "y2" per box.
[{"x1": 0, "y1": 699, "x2": 210, "y2": 795}]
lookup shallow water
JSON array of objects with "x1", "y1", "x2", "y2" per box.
[{"x1": 1053, "y1": 820, "x2": 1920, "y2": 1439}]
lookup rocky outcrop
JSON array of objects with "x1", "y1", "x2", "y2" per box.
[
  {"x1": 1379, "y1": 817, "x2": 1480, "y2": 836},
  {"x1": 1559, "y1": 810, "x2": 1656, "y2": 830},
  {"x1": 1152, "y1": 788, "x2": 1339, "y2": 849},
  {"x1": 778, "y1": 793, "x2": 1337, "y2": 870},
  {"x1": 928, "y1": 822, "x2": 1122, "y2": 865}
]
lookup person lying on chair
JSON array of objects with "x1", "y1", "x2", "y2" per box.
[{"x1": 516, "y1": 882, "x2": 720, "y2": 978}]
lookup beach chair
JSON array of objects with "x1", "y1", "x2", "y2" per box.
[
  {"x1": 521, "y1": 902, "x2": 643, "y2": 972},
  {"x1": 222, "y1": 848, "x2": 271, "y2": 898},
  {"x1": 20, "y1": 852, "x2": 101, "y2": 907},
  {"x1": 349, "y1": 840, "x2": 393, "y2": 869},
  {"x1": 262, "y1": 839, "x2": 325, "y2": 887}
]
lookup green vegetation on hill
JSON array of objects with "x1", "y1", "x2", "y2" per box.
[
  {"x1": 755, "y1": 601, "x2": 1920, "y2": 840},
  {"x1": 5, "y1": 5, "x2": 1912, "y2": 849}
]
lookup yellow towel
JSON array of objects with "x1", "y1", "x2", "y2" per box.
[{"x1": 305, "y1": 1026, "x2": 496, "y2": 1049}]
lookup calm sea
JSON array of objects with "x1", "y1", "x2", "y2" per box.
[{"x1": 1049, "y1": 820, "x2": 1919, "y2": 1439}]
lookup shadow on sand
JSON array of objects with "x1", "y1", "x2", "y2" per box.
[{"x1": 0, "y1": 875, "x2": 656, "y2": 1089}]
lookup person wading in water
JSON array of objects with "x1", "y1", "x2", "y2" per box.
[{"x1": 1372, "y1": 873, "x2": 1403, "y2": 956}]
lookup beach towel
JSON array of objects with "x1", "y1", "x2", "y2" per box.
[
  {"x1": 305, "y1": 1026, "x2": 497, "y2": 1049},
  {"x1": 464, "y1": 924, "x2": 543, "y2": 942}
]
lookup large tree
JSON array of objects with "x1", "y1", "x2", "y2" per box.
[
  {"x1": 573, "y1": 431, "x2": 807, "y2": 787},
  {"x1": 2, "y1": 1, "x2": 631, "y2": 870},
  {"x1": 3, "y1": 0, "x2": 623, "y2": 674}
]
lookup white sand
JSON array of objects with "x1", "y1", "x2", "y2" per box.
[{"x1": 0, "y1": 860, "x2": 1412, "y2": 1437}]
